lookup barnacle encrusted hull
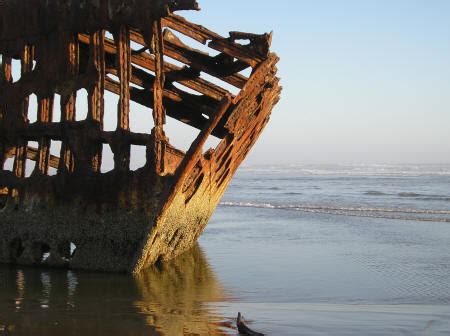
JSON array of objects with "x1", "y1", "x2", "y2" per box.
[{"x1": 0, "y1": 0, "x2": 281, "y2": 273}]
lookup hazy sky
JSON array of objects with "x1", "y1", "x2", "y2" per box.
[{"x1": 182, "y1": 1, "x2": 450, "y2": 164}]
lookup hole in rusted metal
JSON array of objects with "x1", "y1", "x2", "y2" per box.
[
  {"x1": 133, "y1": 63, "x2": 156, "y2": 77},
  {"x1": 130, "y1": 40, "x2": 146, "y2": 54},
  {"x1": 167, "y1": 28, "x2": 220, "y2": 56},
  {"x1": 239, "y1": 67, "x2": 252, "y2": 77},
  {"x1": 11, "y1": 59, "x2": 21, "y2": 83},
  {"x1": 42, "y1": 252, "x2": 50, "y2": 263},
  {"x1": 3, "y1": 158, "x2": 14, "y2": 172},
  {"x1": 172, "y1": 82, "x2": 202, "y2": 96},
  {"x1": 101, "y1": 144, "x2": 114, "y2": 173},
  {"x1": 129, "y1": 81, "x2": 143, "y2": 90},
  {"x1": 49, "y1": 140, "x2": 61, "y2": 158},
  {"x1": 48, "y1": 140, "x2": 61, "y2": 176},
  {"x1": 165, "y1": 117, "x2": 199, "y2": 152},
  {"x1": 104, "y1": 91, "x2": 118, "y2": 131},
  {"x1": 130, "y1": 100, "x2": 154, "y2": 134},
  {"x1": 130, "y1": 145, "x2": 146, "y2": 171},
  {"x1": 25, "y1": 141, "x2": 39, "y2": 177},
  {"x1": 75, "y1": 88, "x2": 88, "y2": 121},
  {"x1": 105, "y1": 31, "x2": 114, "y2": 40},
  {"x1": 25, "y1": 159, "x2": 35, "y2": 177},
  {"x1": 48, "y1": 167, "x2": 57, "y2": 176},
  {"x1": 163, "y1": 55, "x2": 185, "y2": 68},
  {"x1": 53, "y1": 94, "x2": 62, "y2": 122},
  {"x1": 203, "y1": 135, "x2": 221, "y2": 153},
  {"x1": 106, "y1": 73, "x2": 119, "y2": 82},
  {"x1": 28, "y1": 94, "x2": 38, "y2": 123},
  {"x1": 70, "y1": 242, "x2": 77, "y2": 257},
  {"x1": 31, "y1": 242, "x2": 51, "y2": 264},
  {"x1": 200, "y1": 71, "x2": 240, "y2": 95},
  {"x1": 57, "y1": 241, "x2": 71, "y2": 259},
  {"x1": 41, "y1": 245, "x2": 50, "y2": 263}
]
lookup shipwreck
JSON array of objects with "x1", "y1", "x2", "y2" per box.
[{"x1": 0, "y1": 0, "x2": 281, "y2": 273}]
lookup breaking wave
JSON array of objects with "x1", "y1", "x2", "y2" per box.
[{"x1": 220, "y1": 201, "x2": 450, "y2": 222}]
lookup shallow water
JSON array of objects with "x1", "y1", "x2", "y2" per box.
[
  {"x1": 1, "y1": 164, "x2": 450, "y2": 335},
  {"x1": 0, "y1": 246, "x2": 230, "y2": 335}
]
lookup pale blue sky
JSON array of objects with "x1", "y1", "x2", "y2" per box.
[
  {"x1": 10, "y1": 1, "x2": 450, "y2": 169},
  {"x1": 183, "y1": 1, "x2": 450, "y2": 164}
]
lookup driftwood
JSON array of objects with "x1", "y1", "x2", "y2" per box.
[{"x1": 237, "y1": 312, "x2": 265, "y2": 336}]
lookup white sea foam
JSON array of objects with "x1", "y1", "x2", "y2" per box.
[
  {"x1": 239, "y1": 164, "x2": 450, "y2": 176},
  {"x1": 220, "y1": 201, "x2": 450, "y2": 222}
]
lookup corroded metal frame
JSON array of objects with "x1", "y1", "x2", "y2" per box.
[{"x1": 0, "y1": 0, "x2": 281, "y2": 273}]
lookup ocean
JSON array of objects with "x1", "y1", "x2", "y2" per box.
[{"x1": 1, "y1": 164, "x2": 450, "y2": 335}]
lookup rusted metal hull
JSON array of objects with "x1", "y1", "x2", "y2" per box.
[{"x1": 0, "y1": 0, "x2": 281, "y2": 273}]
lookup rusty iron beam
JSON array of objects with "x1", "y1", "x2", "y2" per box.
[
  {"x1": 104, "y1": 77, "x2": 227, "y2": 138},
  {"x1": 130, "y1": 29, "x2": 247, "y2": 88},
  {"x1": 105, "y1": 57, "x2": 218, "y2": 117},
  {"x1": 161, "y1": 29, "x2": 248, "y2": 88},
  {"x1": 79, "y1": 33, "x2": 230, "y2": 101},
  {"x1": 162, "y1": 14, "x2": 270, "y2": 67}
]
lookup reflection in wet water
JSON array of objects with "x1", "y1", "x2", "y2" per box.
[{"x1": 0, "y1": 245, "x2": 233, "y2": 335}]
